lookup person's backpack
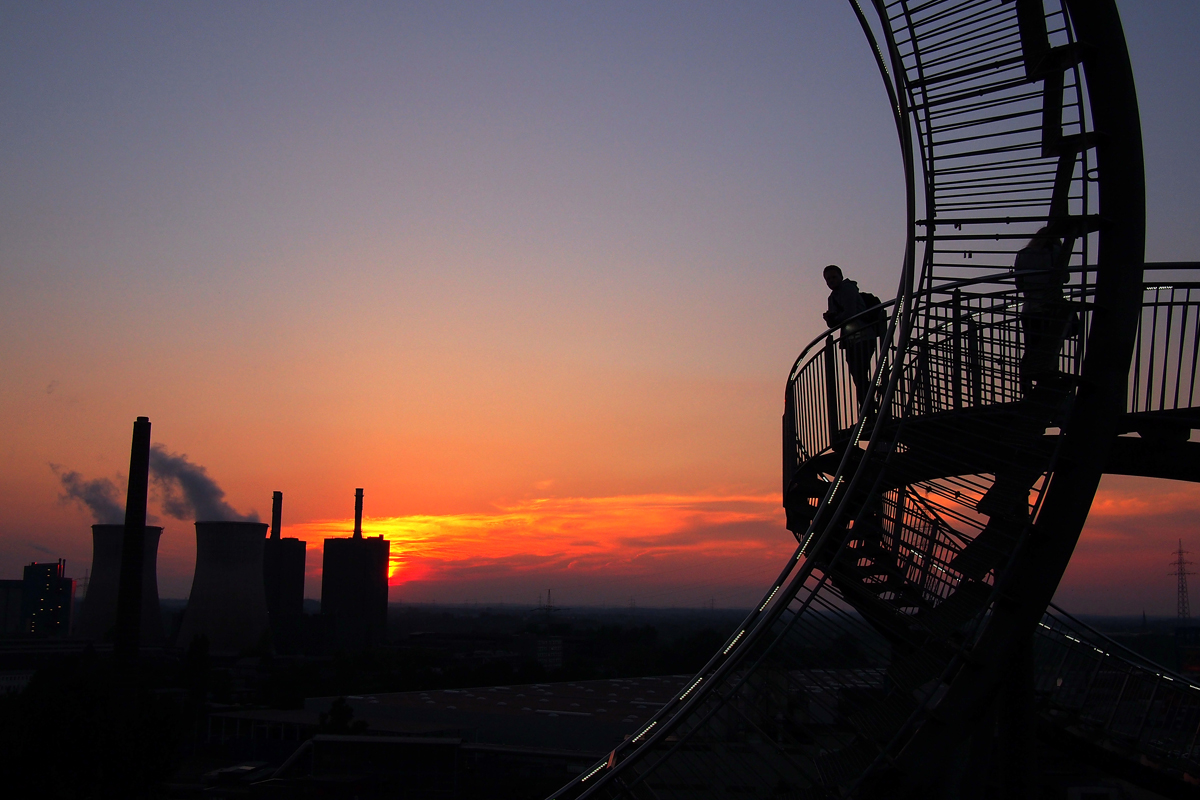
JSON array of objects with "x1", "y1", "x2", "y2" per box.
[{"x1": 859, "y1": 291, "x2": 888, "y2": 338}]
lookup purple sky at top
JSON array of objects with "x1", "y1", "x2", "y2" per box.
[{"x1": 0, "y1": 1, "x2": 1197, "y2": 610}]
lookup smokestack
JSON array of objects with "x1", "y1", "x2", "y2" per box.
[
  {"x1": 75, "y1": 525, "x2": 164, "y2": 646},
  {"x1": 177, "y1": 521, "x2": 270, "y2": 655},
  {"x1": 354, "y1": 488, "x2": 363, "y2": 539},
  {"x1": 115, "y1": 416, "x2": 151, "y2": 662},
  {"x1": 271, "y1": 491, "x2": 283, "y2": 541}
]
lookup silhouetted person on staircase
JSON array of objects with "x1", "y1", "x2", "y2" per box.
[
  {"x1": 822, "y1": 264, "x2": 877, "y2": 414},
  {"x1": 1015, "y1": 227, "x2": 1074, "y2": 396}
]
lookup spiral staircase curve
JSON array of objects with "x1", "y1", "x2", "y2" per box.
[{"x1": 549, "y1": 1, "x2": 1200, "y2": 797}]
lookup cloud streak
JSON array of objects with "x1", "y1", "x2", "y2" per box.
[{"x1": 149, "y1": 445, "x2": 258, "y2": 522}]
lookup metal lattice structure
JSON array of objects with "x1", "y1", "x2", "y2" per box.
[
  {"x1": 1174, "y1": 540, "x2": 1193, "y2": 621},
  {"x1": 549, "y1": 1, "x2": 1200, "y2": 797}
]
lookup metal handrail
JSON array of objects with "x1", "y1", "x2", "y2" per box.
[
  {"x1": 787, "y1": 269, "x2": 1084, "y2": 468},
  {"x1": 1038, "y1": 604, "x2": 1200, "y2": 768},
  {"x1": 1047, "y1": 602, "x2": 1200, "y2": 685},
  {"x1": 788, "y1": 270, "x2": 1200, "y2": 479},
  {"x1": 787, "y1": 269, "x2": 1017, "y2": 383}
]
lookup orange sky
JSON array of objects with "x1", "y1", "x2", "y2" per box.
[
  {"x1": 0, "y1": 4, "x2": 1197, "y2": 614},
  {"x1": 290, "y1": 492, "x2": 790, "y2": 607},
  {"x1": 1056, "y1": 475, "x2": 1200, "y2": 616}
]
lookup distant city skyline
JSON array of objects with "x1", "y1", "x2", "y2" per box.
[{"x1": 1, "y1": 1, "x2": 1198, "y2": 613}]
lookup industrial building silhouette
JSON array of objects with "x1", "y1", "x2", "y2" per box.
[
  {"x1": 19, "y1": 560, "x2": 74, "y2": 636},
  {"x1": 321, "y1": 488, "x2": 389, "y2": 651},
  {"x1": 0, "y1": 562, "x2": 77, "y2": 637},
  {"x1": 73, "y1": 524, "x2": 164, "y2": 644},
  {"x1": 176, "y1": 520, "x2": 272, "y2": 655},
  {"x1": 262, "y1": 490, "x2": 307, "y2": 649},
  {"x1": 9, "y1": 440, "x2": 388, "y2": 657}
]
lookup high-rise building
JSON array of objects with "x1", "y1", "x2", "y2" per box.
[
  {"x1": 321, "y1": 489, "x2": 389, "y2": 651},
  {"x1": 20, "y1": 560, "x2": 75, "y2": 636}
]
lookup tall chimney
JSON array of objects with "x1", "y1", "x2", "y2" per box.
[
  {"x1": 353, "y1": 488, "x2": 364, "y2": 539},
  {"x1": 115, "y1": 416, "x2": 151, "y2": 663},
  {"x1": 271, "y1": 491, "x2": 283, "y2": 541}
]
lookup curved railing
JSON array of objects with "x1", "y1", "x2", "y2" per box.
[
  {"x1": 1130, "y1": 264, "x2": 1200, "y2": 425},
  {"x1": 784, "y1": 269, "x2": 1080, "y2": 480},
  {"x1": 548, "y1": 1, "x2": 1151, "y2": 797},
  {"x1": 786, "y1": 263, "x2": 1200, "y2": 495},
  {"x1": 1036, "y1": 606, "x2": 1200, "y2": 784}
]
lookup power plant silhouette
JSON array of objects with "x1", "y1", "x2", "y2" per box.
[
  {"x1": 176, "y1": 520, "x2": 272, "y2": 655},
  {"x1": 263, "y1": 490, "x2": 306, "y2": 632},
  {"x1": 70, "y1": 422, "x2": 387, "y2": 657},
  {"x1": 74, "y1": 524, "x2": 164, "y2": 645},
  {"x1": 321, "y1": 488, "x2": 390, "y2": 651}
]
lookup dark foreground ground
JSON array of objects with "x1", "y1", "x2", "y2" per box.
[
  {"x1": 0, "y1": 609, "x2": 1189, "y2": 798},
  {"x1": 0, "y1": 604, "x2": 747, "y2": 798}
]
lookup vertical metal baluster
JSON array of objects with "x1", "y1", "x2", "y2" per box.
[
  {"x1": 953, "y1": 289, "x2": 963, "y2": 410},
  {"x1": 919, "y1": 339, "x2": 931, "y2": 415},
  {"x1": 1131, "y1": 293, "x2": 1144, "y2": 413},
  {"x1": 1079, "y1": 647, "x2": 1107, "y2": 717},
  {"x1": 1160, "y1": 296, "x2": 1176, "y2": 412},
  {"x1": 968, "y1": 316, "x2": 982, "y2": 407},
  {"x1": 1189, "y1": 290, "x2": 1200, "y2": 410},
  {"x1": 1105, "y1": 671, "x2": 1132, "y2": 731},
  {"x1": 1133, "y1": 676, "x2": 1161, "y2": 743},
  {"x1": 783, "y1": 379, "x2": 797, "y2": 498},
  {"x1": 1174, "y1": 290, "x2": 1188, "y2": 410},
  {"x1": 1146, "y1": 291, "x2": 1161, "y2": 413},
  {"x1": 824, "y1": 336, "x2": 838, "y2": 443},
  {"x1": 1185, "y1": 690, "x2": 1200, "y2": 759}
]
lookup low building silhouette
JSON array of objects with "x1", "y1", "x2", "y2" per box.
[
  {"x1": 20, "y1": 560, "x2": 75, "y2": 636},
  {"x1": 321, "y1": 489, "x2": 388, "y2": 651}
]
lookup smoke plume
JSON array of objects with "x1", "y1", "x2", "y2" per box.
[
  {"x1": 149, "y1": 445, "x2": 259, "y2": 522},
  {"x1": 52, "y1": 465, "x2": 125, "y2": 523}
]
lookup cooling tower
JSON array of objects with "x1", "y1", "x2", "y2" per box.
[
  {"x1": 74, "y1": 524, "x2": 164, "y2": 644},
  {"x1": 177, "y1": 521, "x2": 270, "y2": 655}
]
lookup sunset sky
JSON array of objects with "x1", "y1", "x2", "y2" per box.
[{"x1": 2, "y1": 2, "x2": 1198, "y2": 613}]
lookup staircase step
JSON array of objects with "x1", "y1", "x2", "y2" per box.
[
  {"x1": 814, "y1": 739, "x2": 879, "y2": 787},
  {"x1": 950, "y1": 516, "x2": 1023, "y2": 580},
  {"x1": 917, "y1": 580, "x2": 992, "y2": 639},
  {"x1": 846, "y1": 693, "x2": 918, "y2": 743}
]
